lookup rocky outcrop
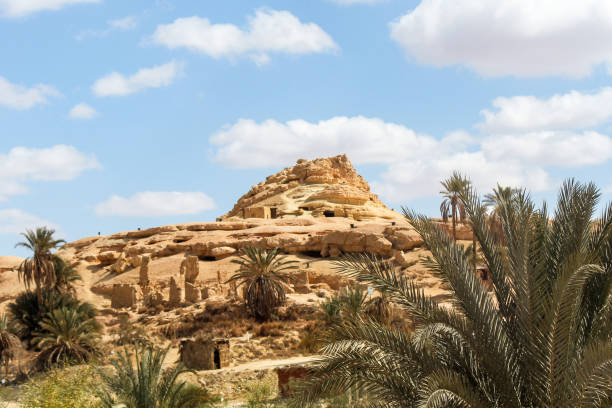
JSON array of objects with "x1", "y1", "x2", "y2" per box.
[{"x1": 223, "y1": 155, "x2": 399, "y2": 221}]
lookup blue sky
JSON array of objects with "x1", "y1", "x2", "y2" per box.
[{"x1": 3, "y1": 0, "x2": 612, "y2": 255}]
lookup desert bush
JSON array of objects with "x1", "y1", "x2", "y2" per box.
[
  {"x1": 245, "y1": 375, "x2": 277, "y2": 407},
  {"x1": 256, "y1": 322, "x2": 284, "y2": 337},
  {"x1": 113, "y1": 314, "x2": 151, "y2": 346},
  {"x1": 20, "y1": 364, "x2": 101, "y2": 408}
]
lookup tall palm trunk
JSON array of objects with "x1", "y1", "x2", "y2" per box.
[{"x1": 451, "y1": 200, "x2": 457, "y2": 240}]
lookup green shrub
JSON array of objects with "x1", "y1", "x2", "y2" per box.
[
  {"x1": 245, "y1": 375, "x2": 277, "y2": 407},
  {"x1": 20, "y1": 364, "x2": 101, "y2": 408}
]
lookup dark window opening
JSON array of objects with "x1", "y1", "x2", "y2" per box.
[
  {"x1": 324, "y1": 210, "x2": 335, "y2": 218},
  {"x1": 299, "y1": 207, "x2": 310, "y2": 211},
  {"x1": 214, "y1": 349, "x2": 221, "y2": 369},
  {"x1": 270, "y1": 208, "x2": 278, "y2": 219},
  {"x1": 479, "y1": 269, "x2": 488, "y2": 281},
  {"x1": 198, "y1": 256, "x2": 216, "y2": 262}
]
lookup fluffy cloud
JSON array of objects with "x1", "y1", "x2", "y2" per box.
[
  {"x1": 0, "y1": 0, "x2": 98, "y2": 17},
  {"x1": 75, "y1": 15, "x2": 137, "y2": 40},
  {"x1": 151, "y1": 9, "x2": 338, "y2": 64},
  {"x1": 210, "y1": 116, "x2": 612, "y2": 202},
  {"x1": 390, "y1": 0, "x2": 612, "y2": 77},
  {"x1": 0, "y1": 145, "x2": 100, "y2": 201},
  {"x1": 95, "y1": 192, "x2": 215, "y2": 217},
  {"x1": 69, "y1": 102, "x2": 97, "y2": 119},
  {"x1": 0, "y1": 209, "x2": 58, "y2": 234},
  {"x1": 480, "y1": 88, "x2": 612, "y2": 133},
  {"x1": 92, "y1": 61, "x2": 182, "y2": 97},
  {"x1": 0, "y1": 76, "x2": 60, "y2": 110},
  {"x1": 210, "y1": 116, "x2": 442, "y2": 168}
]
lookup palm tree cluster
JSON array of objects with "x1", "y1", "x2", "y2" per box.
[
  {"x1": 9, "y1": 227, "x2": 100, "y2": 371},
  {"x1": 97, "y1": 344, "x2": 217, "y2": 408},
  {"x1": 293, "y1": 179, "x2": 612, "y2": 407},
  {"x1": 227, "y1": 247, "x2": 298, "y2": 321}
]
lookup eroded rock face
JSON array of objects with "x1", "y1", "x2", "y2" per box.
[{"x1": 223, "y1": 154, "x2": 399, "y2": 221}]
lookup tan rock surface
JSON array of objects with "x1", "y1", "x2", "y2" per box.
[{"x1": 223, "y1": 154, "x2": 399, "y2": 221}]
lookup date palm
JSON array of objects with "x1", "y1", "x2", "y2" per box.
[
  {"x1": 33, "y1": 307, "x2": 101, "y2": 369},
  {"x1": 292, "y1": 179, "x2": 612, "y2": 407},
  {"x1": 15, "y1": 227, "x2": 65, "y2": 304},
  {"x1": 439, "y1": 171, "x2": 470, "y2": 240},
  {"x1": 226, "y1": 247, "x2": 298, "y2": 321},
  {"x1": 52, "y1": 256, "x2": 81, "y2": 294},
  {"x1": 484, "y1": 184, "x2": 518, "y2": 244},
  {"x1": 97, "y1": 344, "x2": 217, "y2": 408}
]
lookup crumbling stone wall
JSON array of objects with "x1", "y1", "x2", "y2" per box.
[
  {"x1": 111, "y1": 284, "x2": 137, "y2": 308},
  {"x1": 179, "y1": 338, "x2": 230, "y2": 370},
  {"x1": 183, "y1": 256, "x2": 200, "y2": 303},
  {"x1": 169, "y1": 277, "x2": 182, "y2": 306}
]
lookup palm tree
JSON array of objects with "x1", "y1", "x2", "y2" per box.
[
  {"x1": 33, "y1": 307, "x2": 101, "y2": 369},
  {"x1": 52, "y1": 256, "x2": 81, "y2": 293},
  {"x1": 483, "y1": 184, "x2": 518, "y2": 244},
  {"x1": 97, "y1": 344, "x2": 217, "y2": 408},
  {"x1": 9, "y1": 289, "x2": 96, "y2": 345},
  {"x1": 0, "y1": 314, "x2": 20, "y2": 378},
  {"x1": 226, "y1": 247, "x2": 298, "y2": 321},
  {"x1": 15, "y1": 227, "x2": 65, "y2": 304},
  {"x1": 439, "y1": 171, "x2": 471, "y2": 240},
  {"x1": 292, "y1": 179, "x2": 612, "y2": 407}
]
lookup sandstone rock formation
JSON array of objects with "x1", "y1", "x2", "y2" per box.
[{"x1": 223, "y1": 154, "x2": 399, "y2": 221}]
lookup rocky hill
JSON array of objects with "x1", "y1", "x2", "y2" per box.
[
  {"x1": 223, "y1": 154, "x2": 399, "y2": 220},
  {"x1": 0, "y1": 154, "x2": 474, "y2": 398}
]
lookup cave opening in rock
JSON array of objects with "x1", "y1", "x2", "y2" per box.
[
  {"x1": 198, "y1": 256, "x2": 217, "y2": 262},
  {"x1": 323, "y1": 210, "x2": 335, "y2": 218},
  {"x1": 270, "y1": 207, "x2": 278, "y2": 219},
  {"x1": 301, "y1": 251, "x2": 324, "y2": 258}
]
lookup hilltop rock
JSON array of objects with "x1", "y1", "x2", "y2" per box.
[{"x1": 223, "y1": 154, "x2": 399, "y2": 221}]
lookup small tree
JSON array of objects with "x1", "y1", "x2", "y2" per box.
[{"x1": 226, "y1": 247, "x2": 298, "y2": 321}]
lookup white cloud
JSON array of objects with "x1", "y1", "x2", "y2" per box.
[
  {"x1": 151, "y1": 9, "x2": 338, "y2": 64},
  {"x1": 0, "y1": 209, "x2": 58, "y2": 234},
  {"x1": 210, "y1": 116, "x2": 441, "y2": 168},
  {"x1": 0, "y1": 0, "x2": 99, "y2": 17},
  {"x1": 95, "y1": 192, "x2": 216, "y2": 217},
  {"x1": 390, "y1": 0, "x2": 612, "y2": 77},
  {"x1": 210, "y1": 116, "x2": 612, "y2": 202},
  {"x1": 480, "y1": 88, "x2": 612, "y2": 133},
  {"x1": 482, "y1": 131, "x2": 612, "y2": 167},
  {"x1": 69, "y1": 102, "x2": 97, "y2": 119},
  {"x1": 0, "y1": 76, "x2": 60, "y2": 110},
  {"x1": 0, "y1": 145, "x2": 100, "y2": 201},
  {"x1": 76, "y1": 15, "x2": 137, "y2": 40},
  {"x1": 108, "y1": 16, "x2": 137, "y2": 30},
  {"x1": 92, "y1": 61, "x2": 182, "y2": 97}
]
